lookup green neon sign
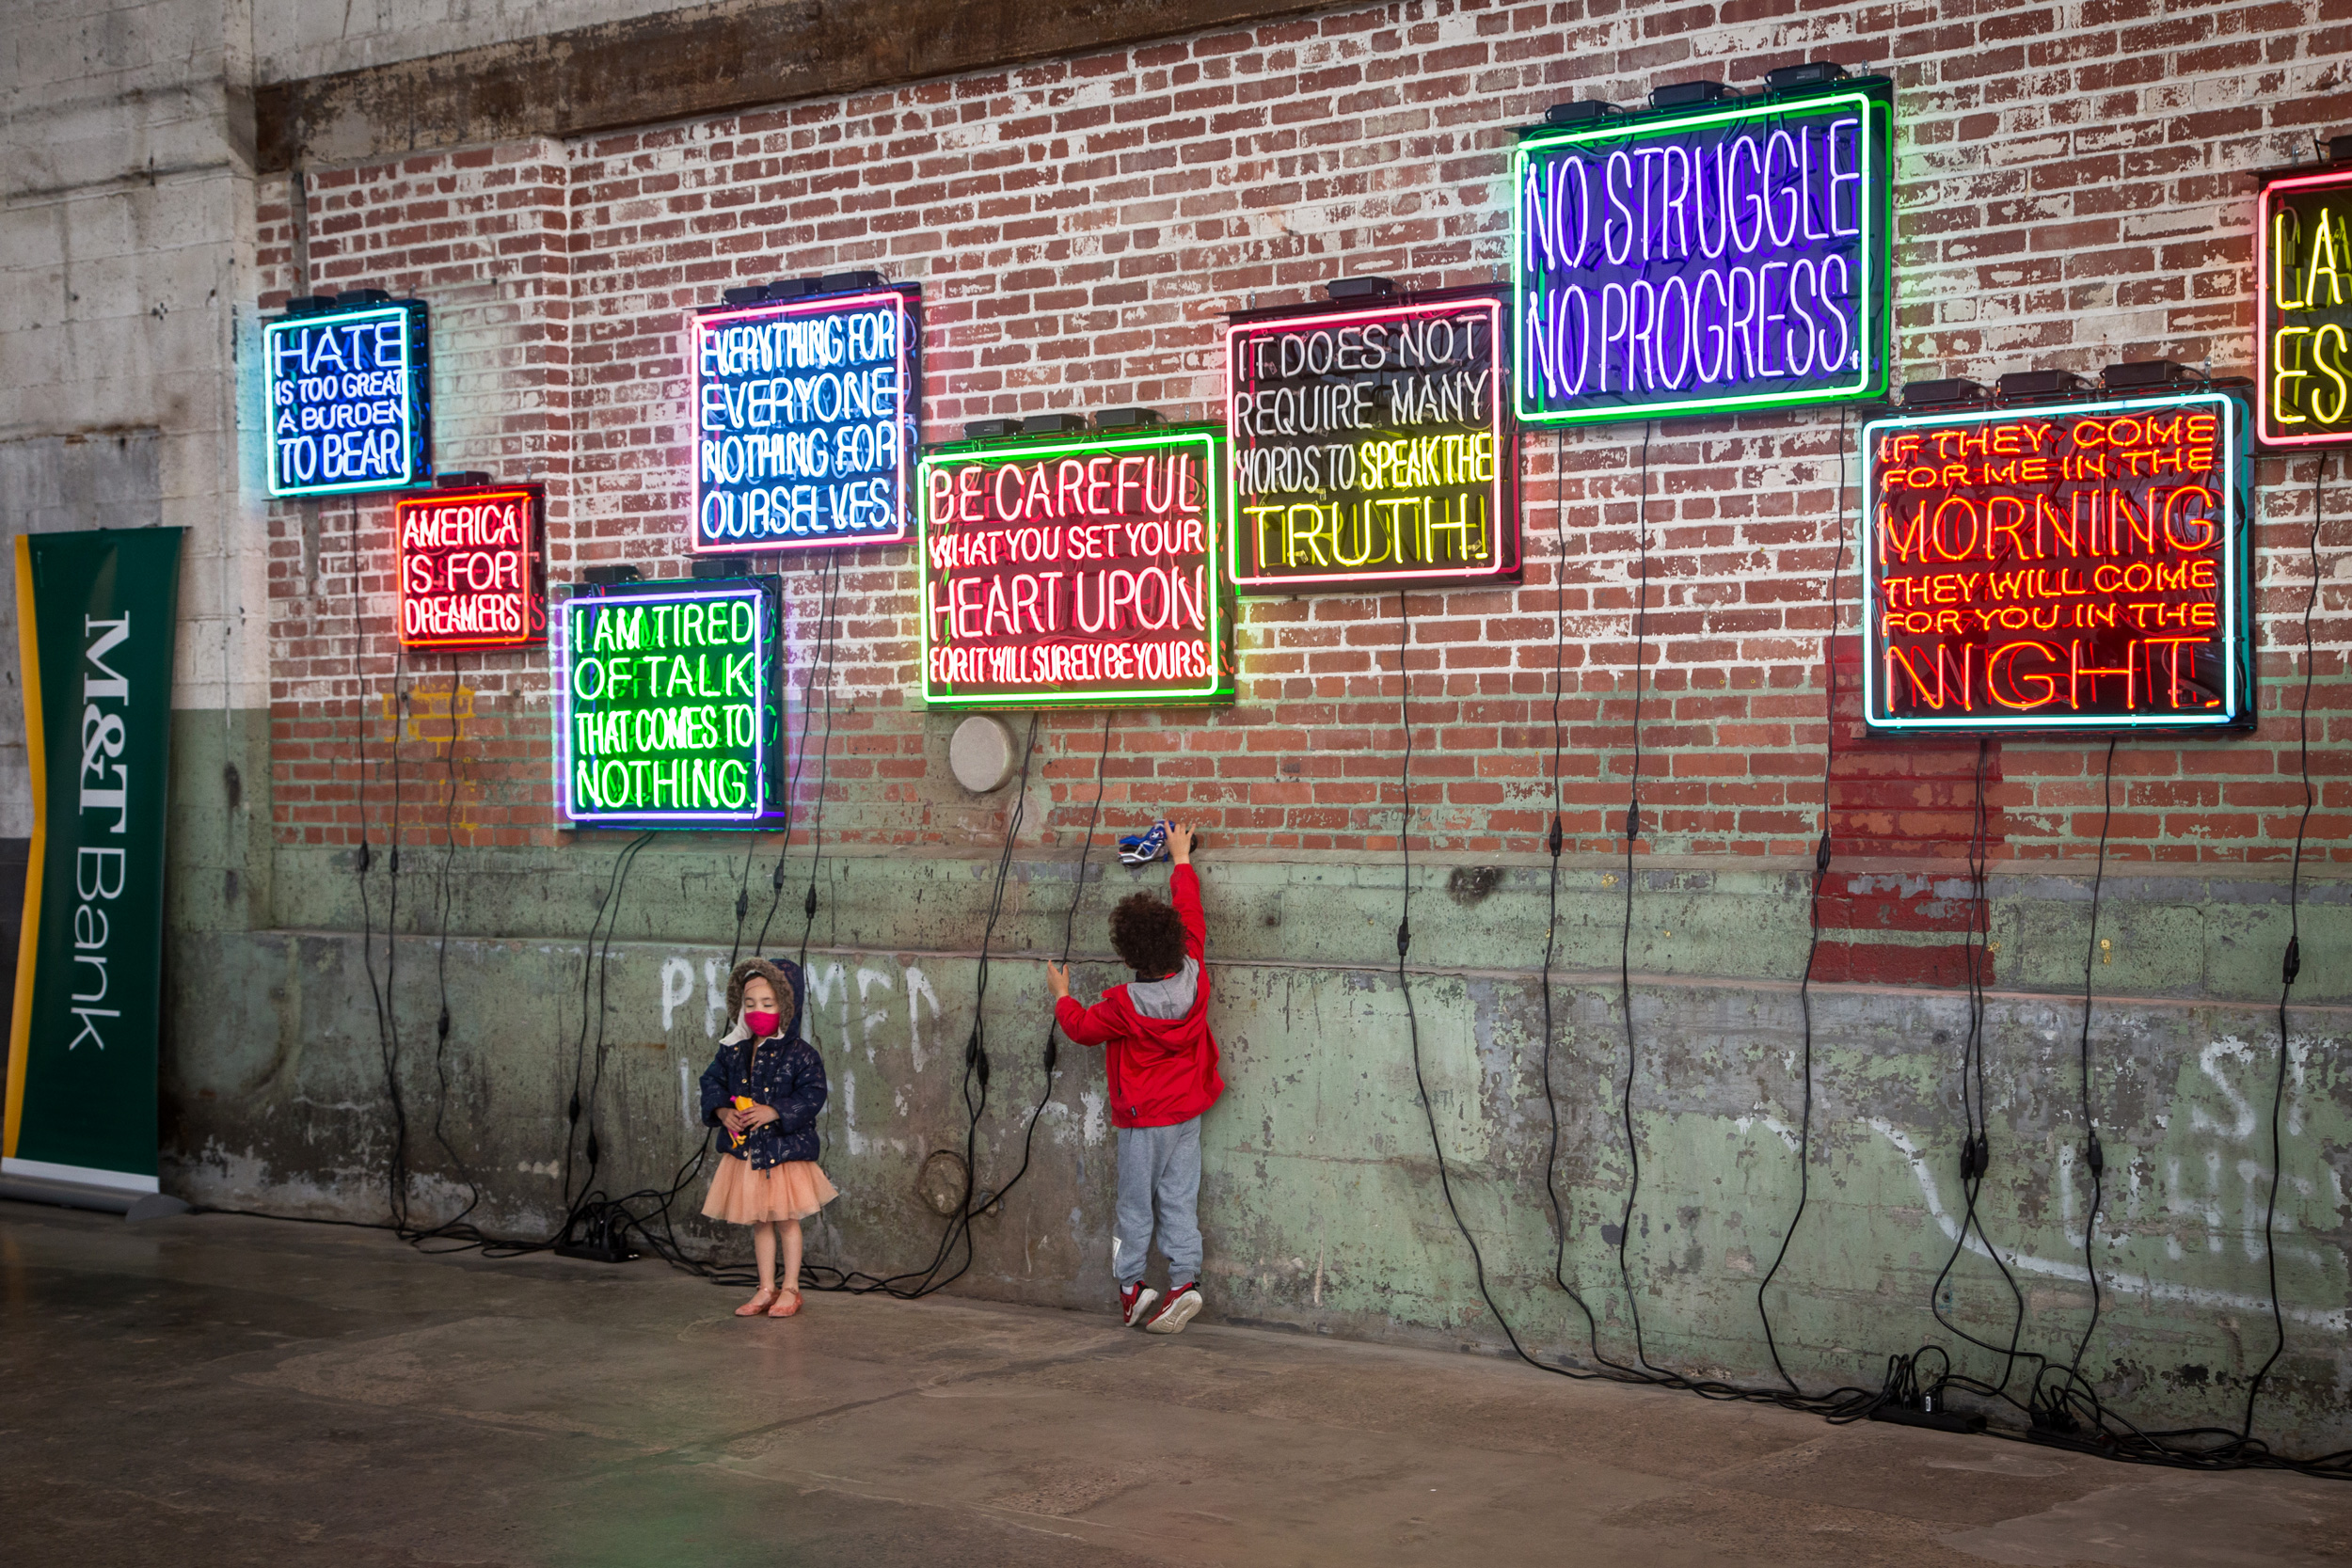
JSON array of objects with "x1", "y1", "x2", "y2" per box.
[
  {"x1": 918, "y1": 426, "x2": 1234, "y2": 708},
  {"x1": 1513, "y1": 84, "x2": 1895, "y2": 425}
]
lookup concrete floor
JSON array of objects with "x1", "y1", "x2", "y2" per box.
[{"x1": 4, "y1": 1202, "x2": 2347, "y2": 1567}]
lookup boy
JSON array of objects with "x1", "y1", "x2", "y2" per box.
[{"x1": 1046, "y1": 820, "x2": 1224, "y2": 1335}]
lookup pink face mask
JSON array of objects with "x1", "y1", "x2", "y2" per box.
[{"x1": 745, "y1": 1010, "x2": 780, "y2": 1037}]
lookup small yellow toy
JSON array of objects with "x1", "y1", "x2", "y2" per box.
[{"x1": 726, "y1": 1094, "x2": 758, "y2": 1148}]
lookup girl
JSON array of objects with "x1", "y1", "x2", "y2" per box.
[{"x1": 699, "y1": 957, "x2": 838, "y2": 1318}]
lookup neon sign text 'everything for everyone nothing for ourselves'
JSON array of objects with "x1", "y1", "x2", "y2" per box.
[
  {"x1": 918, "y1": 429, "x2": 1232, "y2": 707},
  {"x1": 692, "y1": 288, "x2": 921, "y2": 551},
  {"x1": 1861, "y1": 390, "x2": 2253, "y2": 734},
  {"x1": 1227, "y1": 292, "x2": 1518, "y2": 590},
  {"x1": 263, "y1": 302, "x2": 431, "y2": 497},
  {"x1": 556, "y1": 581, "x2": 778, "y2": 824},
  {"x1": 1514, "y1": 84, "x2": 1893, "y2": 424}
]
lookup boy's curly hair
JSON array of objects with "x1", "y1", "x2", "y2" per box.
[{"x1": 1109, "y1": 892, "x2": 1187, "y2": 979}]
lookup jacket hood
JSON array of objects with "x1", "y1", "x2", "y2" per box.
[{"x1": 722, "y1": 956, "x2": 803, "y2": 1044}]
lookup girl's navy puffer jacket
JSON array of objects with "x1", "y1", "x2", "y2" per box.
[{"x1": 697, "y1": 957, "x2": 827, "y2": 1168}]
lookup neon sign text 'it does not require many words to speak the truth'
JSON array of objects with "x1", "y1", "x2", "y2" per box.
[{"x1": 1227, "y1": 291, "x2": 1518, "y2": 591}]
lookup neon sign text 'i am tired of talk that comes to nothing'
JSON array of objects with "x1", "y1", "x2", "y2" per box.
[
  {"x1": 1514, "y1": 83, "x2": 1893, "y2": 424},
  {"x1": 1860, "y1": 389, "x2": 2253, "y2": 735},
  {"x1": 556, "y1": 581, "x2": 779, "y2": 824},
  {"x1": 918, "y1": 428, "x2": 1232, "y2": 707},
  {"x1": 263, "y1": 302, "x2": 431, "y2": 497}
]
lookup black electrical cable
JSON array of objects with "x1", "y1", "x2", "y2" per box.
[
  {"x1": 1613, "y1": 420, "x2": 1661, "y2": 1372},
  {"x1": 753, "y1": 562, "x2": 846, "y2": 958},
  {"x1": 797, "y1": 551, "x2": 849, "y2": 976},
  {"x1": 2061, "y1": 736, "x2": 2119, "y2": 1386},
  {"x1": 1757, "y1": 407, "x2": 1851, "y2": 1391},
  {"x1": 558, "y1": 830, "x2": 656, "y2": 1219},
  {"x1": 2243, "y1": 451, "x2": 2326, "y2": 1440}
]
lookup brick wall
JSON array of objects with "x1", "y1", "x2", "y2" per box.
[{"x1": 257, "y1": 0, "x2": 2349, "y2": 881}]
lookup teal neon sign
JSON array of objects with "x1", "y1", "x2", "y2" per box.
[{"x1": 263, "y1": 301, "x2": 431, "y2": 497}]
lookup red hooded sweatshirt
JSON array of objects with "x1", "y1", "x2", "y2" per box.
[{"x1": 1054, "y1": 863, "x2": 1224, "y2": 1128}]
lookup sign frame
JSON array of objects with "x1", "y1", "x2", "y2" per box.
[
  {"x1": 1513, "y1": 81, "x2": 1896, "y2": 427},
  {"x1": 916, "y1": 424, "x2": 1234, "y2": 710},
  {"x1": 690, "y1": 283, "x2": 924, "y2": 555},
  {"x1": 393, "y1": 484, "x2": 548, "y2": 652},
  {"x1": 1858, "y1": 387, "x2": 2255, "y2": 737},
  {"x1": 1225, "y1": 286, "x2": 1519, "y2": 594},
  {"x1": 2255, "y1": 162, "x2": 2352, "y2": 450},
  {"x1": 262, "y1": 300, "x2": 433, "y2": 498},
  {"x1": 553, "y1": 576, "x2": 785, "y2": 828}
]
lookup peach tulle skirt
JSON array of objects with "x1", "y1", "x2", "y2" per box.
[{"x1": 702, "y1": 1156, "x2": 839, "y2": 1225}]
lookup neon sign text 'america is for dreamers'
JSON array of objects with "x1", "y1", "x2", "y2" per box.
[
  {"x1": 1227, "y1": 292, "x2": 1518, "y2": 591},
  {"x1": 264, "y1": 301, "x2": 431, "y2": 496},
  {"x1": 1861, "y1": 389, "x2": 2253, "y2": 734},
  {"x1": 395, "y1": 486, "x2": 546, "y2": 650},
  {"x1": 692, "y1": 287, "x2": 920, "y2": 551},
  {"x1": 1515, "y1": 83, "x2": 1893, "y2": 424},
  {"x1": 919, "y1": 428, "x2": 1232, "y2": 707},
  {"x1": 558, "y1": 581, "x2": 778, "y2": 824}
]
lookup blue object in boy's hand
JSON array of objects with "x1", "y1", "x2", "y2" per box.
[{"x1": 1118, "y1": 819, "x2": 1170, "y2": 866}]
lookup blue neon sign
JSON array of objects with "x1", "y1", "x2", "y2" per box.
[
  {"x1": 691, "y1": 286, "x2": 922, "y2": 553},
  {"x1": 263, "y1": 302, "x2": 431, "y2": 497},
  {"x1": 1514, "y1": 83, "x2": 1893, "y2": 424}
]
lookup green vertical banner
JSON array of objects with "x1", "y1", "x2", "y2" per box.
[{"x1": 6, "y1": 529, "x2": 184, "y2": 1193}]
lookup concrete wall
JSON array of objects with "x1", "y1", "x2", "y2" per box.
[{"x1": 7, "y1": 0, "x2": 2349, "y2": 1458}]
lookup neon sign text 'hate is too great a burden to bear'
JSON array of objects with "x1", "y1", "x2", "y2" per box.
[
  {"x1": 1515, "y1": 83, "x2": 1893, "y2": 424},
  {"x1": 557, "y1": 580, "x2": 780, "y2": 825},
  {"x1": 692, "y1": 287, "x2": 921, "y2": 552},
  {"x1": 1227, "y1": 292, "x2": 1518, "y2": 591},
  {"x1": 919, "y1": 428, "x2": 1232, "y2": 707},
  {"x1": 264, "y1": 301, "x2": 431, "y2": 497},
  {"x1": 2258, "y1": 164, "x2": 2352, "y2": 448},
  {"x1": 394, "y1": 486, "x2": 546, "y2": 650},
  {"x1": 1861, "y1": 390, "x2": 2253, "y2": 734}
]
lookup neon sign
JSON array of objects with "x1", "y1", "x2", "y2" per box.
[
  {"x1": 918, "y1": 427, "x2": 1232, "y2": 708},
  {"x1": 1514, "y1": 83, "x2": 1893, "y2": 425},
  {"x1": 691, "y1": 286, "x2": 921, "y2": 552},
  {"x1": 1861, "y1": 389, "x2": 2253, "y2": 734},
  {"x1": 1226, "y1": 291, "x2": 1518, "y2": 592},
  {"x1": 394, "y1": 486, "x2": 546, "y2": 650},
  {"x1": 2257, "y1": 164, "x2": 2352, "y2": 448},
  {"x1": 264, "y1": 301, "x2": 431, "y2": 496},
  {"x1": 556, "y1": 579, "x2": 780, "y2": 825}
]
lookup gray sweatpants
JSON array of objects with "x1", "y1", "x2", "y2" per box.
[{"x1": 1113, "y1": 1117, "x2": 1202, "y2": 1287}]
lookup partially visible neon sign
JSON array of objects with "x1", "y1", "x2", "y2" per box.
[
  {"x1": 264, "y1": 302, "x2": 431, "y2": 496},
  {"x1": 1861, "y1": 390, "x2": 2253, "y2": 734},
  {"x1": 2257, "y1": 165, "x2": 2352, "y2": 448},
  {"x1": 556, "y1": 580, "x2": 780, "y2": 825},
  {"x1": 1514, "y1": 84, "x2": 1893, "y2": 425},
  {"x1": 1226, "y1": 292, "x2": 1518, "y2": 592},
  {"x1": 395, "y1": 486, "x2": 546, "y2": 650},
  {"x1": 691, "y1": 287, "x2": 921, "y2": 552},
  {"x1": 918, "y1": 428, "x2": 1232, "y2": 708}
]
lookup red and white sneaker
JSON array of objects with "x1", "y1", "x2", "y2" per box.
[
  {"x1": 1142, "y1": 1281, "x2": 1202, "y2": 1335},
  {"x1": 1120, "y1": 1281, "x2": 1159, "y2": 1328}
]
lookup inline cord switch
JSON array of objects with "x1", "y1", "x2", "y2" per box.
[
  {"x1": 1396, "y1": 920, "x2": 1411, "y2": 958},
  {"x1": 735, "y1": 889, "x2": 748, "y2": 925},
  {"x1": 1626, "y1": 805, "x2": 1640, "y2": 841},
  {"x1": 2283, "y1": 937, "x2": 2300, "y2": 988},
  {"x1": 804, "y1": 884, "x2": 818, "y2": 920},
  {"x1": 1549, "y1": 816, "x2": 1564, "y2": 858},
  {"x1": 437, "y1": 1006, "x2": 450, "y2": 1041},
  {"x1": 2087, "y1": 1131, "x2": 2104, "y2": 1178},
  {"x1": 1816, "y1": 832, "x2": 1832, "y2": 875}
]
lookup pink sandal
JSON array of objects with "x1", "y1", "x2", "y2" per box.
[
  {"x1": 766, "y1": 1288, "x2": 803, "y2": 1318},
  {"x1": 735, "y1": 1285, "x2": 781, "y2": 1318}
]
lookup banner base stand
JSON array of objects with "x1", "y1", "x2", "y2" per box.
[{"x1": 0, "y1": 1173, "x2": 188, "y2": 1222}]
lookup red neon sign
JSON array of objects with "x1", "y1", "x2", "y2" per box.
[
  {"x1": 394, "y1": 485, "x2": 547, "y2": 650},
  {"x1": 1860, "y1": 391, "x2": 2253, "y2": 734},
  {"x1": 1226, "y1": 292, "x2": 1517, "y2": 592},
  {"x1": 917, "y1": 427, "x2": 1232, "y2": 708}
]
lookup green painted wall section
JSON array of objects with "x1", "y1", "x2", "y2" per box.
[{"x1": 157, "y1": 713, "x2": 2352, "y2": 1454}]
